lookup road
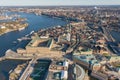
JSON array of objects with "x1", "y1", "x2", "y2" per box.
[
  {"x1": 68, "y1": 64, "x2": 75, "y2": 80},
  {"x1": 76, "y1": 64, "x2": 85, "y2": 80},
  {"x1": 19, "y1": 57, "x2": 37, "y2": 80}
]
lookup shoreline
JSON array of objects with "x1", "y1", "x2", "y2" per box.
[
  {"x1": 0, "y1": 12, "x2": 70, "y2": 36},
  {"x1": 41, "y1": 13, "x2": 79, "y2": 22},
  {"x1": 0, "y1": 24, "x2": 28, "y2": 36},
  {"x1": 0, "y1": 29, "x2": 16, "y2": 36}
]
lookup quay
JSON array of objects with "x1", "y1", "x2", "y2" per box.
[
  {"x1": 0, "y1": 49, "x2": 32, "y2": 62},
  {"x1": 0, "y1": 56, "x2": 5, "y2": 61}
]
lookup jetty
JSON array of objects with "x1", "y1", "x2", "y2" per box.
[{"x1": 17, "y1": 31, "x2": 34, "y2": 42}]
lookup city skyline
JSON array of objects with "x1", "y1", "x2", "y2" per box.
[{"x1": 0, "y1": 0, "x2": 120, "y2": 6}]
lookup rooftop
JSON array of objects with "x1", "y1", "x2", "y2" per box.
[
  {"x1": 73, "y1": 54, "x2": 99, "y2": 64},
  {"x1": 26, "y1": 35, "x2": 52, "y2": 48}
]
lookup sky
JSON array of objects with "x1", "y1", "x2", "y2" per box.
[{"x1": 0, "y1": 0, "x2": 120, "y2": 6}]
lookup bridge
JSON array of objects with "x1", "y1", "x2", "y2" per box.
[
  {"x1": 102, "y1": 27, "x2": 115, "y2": 42},
  {"x1": 19, "y1": 58, "x2": 37, "y2": 80}
]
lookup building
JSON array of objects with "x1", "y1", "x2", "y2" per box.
[
  {"x1": 17, "y1": 33, "x2": 63, "y2": 57},
  {"x1": 109, "y1": 56, "x2": 120, "y2": 62},
  {"x1": 70, "y1": 22, "x2": 87, "y2": 30},
  {"x1": 47, "y1": 60, "x2": 69, "y2": 80},
  {"x1": 75, "y1": 64, "x2": 85, "y2": 80},
  {"x1": 78, "y1": 46, "x2": 93, "y2": 54},
  {"x1": 73, "y1": 54, "x2": 100, "y2": 70},
  {"x1": 61, "y1": 70, "x2": 68, "y2": 80},
  {"x1": 0, "y1": 25, "x2": 6, "y2": 29},
  {"x1": 90, "y1": 71, "x2": 108, "y2": 80}
]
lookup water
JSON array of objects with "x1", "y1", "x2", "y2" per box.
[
  {"x1": 110, "y1": 30, "x2": 120, "y2": 42},
  {"x1": 30, "y1": 59, "x2": 51, "y2": 80},
  {"x1": 0, "y1": 12, "x2": 68, "y2": 56},
  {"x1": 0, "y1": 12, "x2": 68, "y2": 80},
  {"x1": 0, "y1": 60, "x2": 28, "y2": 80}
]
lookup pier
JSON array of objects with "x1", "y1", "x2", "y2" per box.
[
  {"x1": 17, "y1": 37, "x2": 31, "y2": 42},
  {"x1": 17, "y1": 31, "x2": 34, "y2": 42}
]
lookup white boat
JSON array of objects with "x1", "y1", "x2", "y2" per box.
[
  {"x1": 25, "y1": 34, "x2": 29, "y2": 37},
  {"x1": 9, "y1": 69, "x2": 13, "y2": 74},
  {"x1": 17, "y1": 38, "x2": 22, "y2": 42},
  {"x1": 13, "y1": 41, "x2": 17, "y2": 44},
  {"x1": 57, "y1": 25, "x2": 61, "y2": 28},
  {"x1": 18, "y1": 27, "x2": 25, "y2": 31},
  {"x1": 30, "y1": 31, "x2": 34, "y2": 35}
]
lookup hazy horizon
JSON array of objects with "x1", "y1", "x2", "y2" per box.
[
  {"x1": 0, "y1": 0, "x2": 120, "y2": 6},
  {"x1": 0, "y1": 5, "x2": 120, "y2": 7}
]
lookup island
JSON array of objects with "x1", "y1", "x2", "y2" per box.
[{"x1": 0, "y1": 17, "x2": 28, "y2": 35}]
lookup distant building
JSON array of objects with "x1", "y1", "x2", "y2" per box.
[{"x1": 70, "y1": 22, "x2": 86, "y2": 30}]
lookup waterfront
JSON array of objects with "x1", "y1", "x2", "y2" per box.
[
  {"x1": 0, "y1": 12, "x2": 68, "y2": 79},
  {"x1": 0, "y1": 12, "x2": 68, "y2": 57}
]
